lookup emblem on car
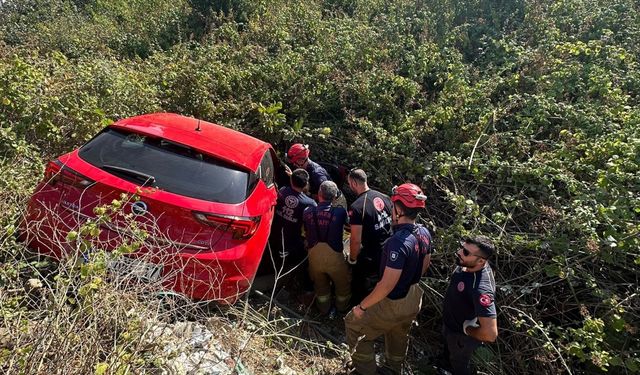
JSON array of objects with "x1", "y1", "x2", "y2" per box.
[{"x1": 131, "y1": 201, "x2": 148, "y2": 216}]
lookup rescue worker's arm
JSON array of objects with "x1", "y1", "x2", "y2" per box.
[
  {"x1": 352, "y1": 267, "x2": 401, "y2": 318},
  {"x1": 465, "y1": 317, "x2": 498, "y2": 343},
  {"x1": 421, "y1": 253, "x2": 431, "y2": 276},
  {"x1": 349, "y1": 224, "x2": 362, "y2": 262}
]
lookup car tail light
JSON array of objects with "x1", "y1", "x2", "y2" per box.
[
  {"x1": 193, "y1": 212, "x2": 261, "y2": 240},
  {"x1": 45, "y1": 160, "x2": 94, "y2": 189}
]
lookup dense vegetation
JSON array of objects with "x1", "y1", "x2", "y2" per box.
[{"x1": 0, "y1": 0, "x2": 638, "y2": 373}]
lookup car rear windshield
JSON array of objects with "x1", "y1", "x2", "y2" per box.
[{"x1": 78, "y1": 128, "x2": 255, "y2": 204}]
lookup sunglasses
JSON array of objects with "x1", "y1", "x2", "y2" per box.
[{"x1": 459, "y1": 241, "x2": 487, "y2": 259}]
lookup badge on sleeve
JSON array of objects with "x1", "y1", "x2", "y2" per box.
[
  {"x1": 390, "y1": 251, "x2": 399, "y2": 261},
  {"x1": 373, "y1": 197, "x2": 385, "y2": 211},
  {"x1": 479, "y1": 294, "x2": 493, "y2": 307},
  {"x1": 457, "y1": 281, "x2": 465, "y2": 292}
]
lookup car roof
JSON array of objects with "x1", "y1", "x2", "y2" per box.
[{"x1": 110, "y1": 113, "x2": 272, "y2": 171}]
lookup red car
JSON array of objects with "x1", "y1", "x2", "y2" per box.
[{"x1": 20, "y1": 113, "x2": 278, "y2": 303}]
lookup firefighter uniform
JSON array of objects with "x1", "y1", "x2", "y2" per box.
[
  {"x1": 345, "y1": 223, "x2": 433, "y2": 374},
  {"x1": 264, "y1": 184, "x2": 317, "y2": 285},
  {"x1": 303, "y1": 201, "x2": 351, "y2": 313},
  {"x1": 305, "y1": 159, "x2": 331, "y2": 197},
  {"x1": 348, "y1": 189, "x2": 393, "y2": 301},
  {"x1": 442, "y1": 263, "x2": 496, "y2": 375}
]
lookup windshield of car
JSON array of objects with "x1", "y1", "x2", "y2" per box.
[{"x1": 78, "y1": 128, "x2": 253, "y2": 204}]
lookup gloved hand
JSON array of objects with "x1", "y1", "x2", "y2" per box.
[{"x1": 463, "y1": 317, "x2": 479, "y2": 335}]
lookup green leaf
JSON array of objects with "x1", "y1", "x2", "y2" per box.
[
  {"x1": 95, "y1": 362, "x2": 109, "y2": 375},
  {"x1": 293, "y1": 118, "x2": 304, "y2": 132},
  {"x1": 610, "y1": 314, "x2": 626, "y2": 332},
  {"x1": 609, "y1": 356, "x2": 623, "y2": 367},
  {"x1": 568, "y1": 342, "x2": 585, "y2": 359},
  {"x1": 626, "y1": 357, "x2": 639, "y2": 372},
  {"x1": 544, "y1": 264, "x2": 563, "y2": 278},
  {"x1": 67, "y1": 231, "x2": 78, "y2": 241}
]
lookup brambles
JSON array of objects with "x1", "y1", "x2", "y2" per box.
[{"x1": 1, "y1": 0, "x2": 639, "y2": 373}]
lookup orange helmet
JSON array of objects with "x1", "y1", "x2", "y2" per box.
[
  {"x1": 287, "y1": 143, "x2": 310, "y2": 165},
  {"x1": 391, "y1": 183, "x2": 427, "y2": 208}
]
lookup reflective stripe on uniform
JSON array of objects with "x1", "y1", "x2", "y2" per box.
[
  {"x1": 351, "y1": 351, "x2": 375, "y2": 362},
  {"x1": 386, "y1": 353, "x2": 406, "y2": 362}
]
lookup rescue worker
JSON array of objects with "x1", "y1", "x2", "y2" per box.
[
  {"x1": 345, "y1": 183, "x2": 433, "y2": 375},
  {"x1": 346, "y1": 168, "x2": 393, "y2": 302},
  {"x1": 302, "y1": 181, "x2": 351, "y2": 314},
  {"x1": 267, "y1": 168, "x2": 316, "y2": 278},
  {"x1": 286, "y1": 143, "x2": 332, "y2": 200},
  {"x1": 440, "y1": 236, "x2": 498, "y2": 375}
]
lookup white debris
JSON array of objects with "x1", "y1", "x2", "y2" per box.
[{"x1": 142, "y1": 319, "x2": 250, "y2": 375}]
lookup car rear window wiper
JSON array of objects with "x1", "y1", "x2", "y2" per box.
[{"x1": 101, "y1": 164, "x2": 156, "y2": 186}]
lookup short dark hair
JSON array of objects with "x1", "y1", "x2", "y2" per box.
[
  {"x1": 348, "y1": 168, "x2": 367, "y2": 185},
  {"x1": 393, "y1": 200, "x2": 421, "y2": 220},
  {"x1": 291, "y1": 168, "x2": 309, "y2": 189},
  {"x1": 464, "y1": 235, "x2": 495, "y2": 259}
]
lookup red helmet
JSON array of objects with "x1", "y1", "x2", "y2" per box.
[
  {"x1": 391, "y1": 183, "x2": 427, "y2": 208},
  {"x1": 287, "y1": 143, "x2": 310, "y2": 164}
]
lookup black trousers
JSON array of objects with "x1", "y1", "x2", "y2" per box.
[
  {"x1": 260, "y1": 234, "x2": 313, "y2": 291},
  {"x1": 442, "y1": 325, "x2": 482, "y2": 375},
  {"x1": 350, "y1": 255, "x2": 379, "y2": 303}
]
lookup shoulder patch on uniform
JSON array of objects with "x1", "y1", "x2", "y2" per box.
[
  {"x1": 457, "y1": 281, "x2": 465, "y2": 292},
  {"x1": 285, "y1": 195, "x2": 299, "y2": 208},
  {"x1": 479, "y1": 294, "x2": 493, "y2": 307},
  {"x1": 390, "y1": 251, "x2": 399, "y2": 262},
  {"x1": 373, "y1": 197, "x2": 385, "y2": 211}
]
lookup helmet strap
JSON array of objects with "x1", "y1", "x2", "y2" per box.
[{"x1": 393, "y1": 205, "x2": 404, "y2": 223}]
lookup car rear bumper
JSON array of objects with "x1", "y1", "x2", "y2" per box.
[
  {"x1": 20, "y1": 198, "x2": 266, "y2": 304},
  {"x1": 163, "y1": 251, "x2": 260, "y2": 303}
]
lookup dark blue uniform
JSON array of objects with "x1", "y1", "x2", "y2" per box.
[
  {"x1": 443, "y1": 265, "x2": 496, "y2": 333},
  {"x1": 305, "y1": 159, "x2": 331, "y2": 196},
  {"x1": 303, "y1": 202, "x2": 348, "y2": 253},
  {"x1": 380, "y1": 224, "x2": 433, "y2": 299},
  {"x1": 303, "y1": 201, "x2": 351, "y2": 312},
  {"x1": 441, "y1": 264, "x2": 496, "y2": 375},
  {"x1": 270, "y1": 186, "x2": 316, "y2": 257},
  {"x1": 344, "y1": 222, "x2": 433, "y2": 374}
]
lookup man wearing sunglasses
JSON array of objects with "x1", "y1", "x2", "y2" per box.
[
  {"x1": 440, "y1": 236, "x2": 498, "y2": 375},
  {"x1": 345, "y1": 183, "x2": 433, "y2": 375}
]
